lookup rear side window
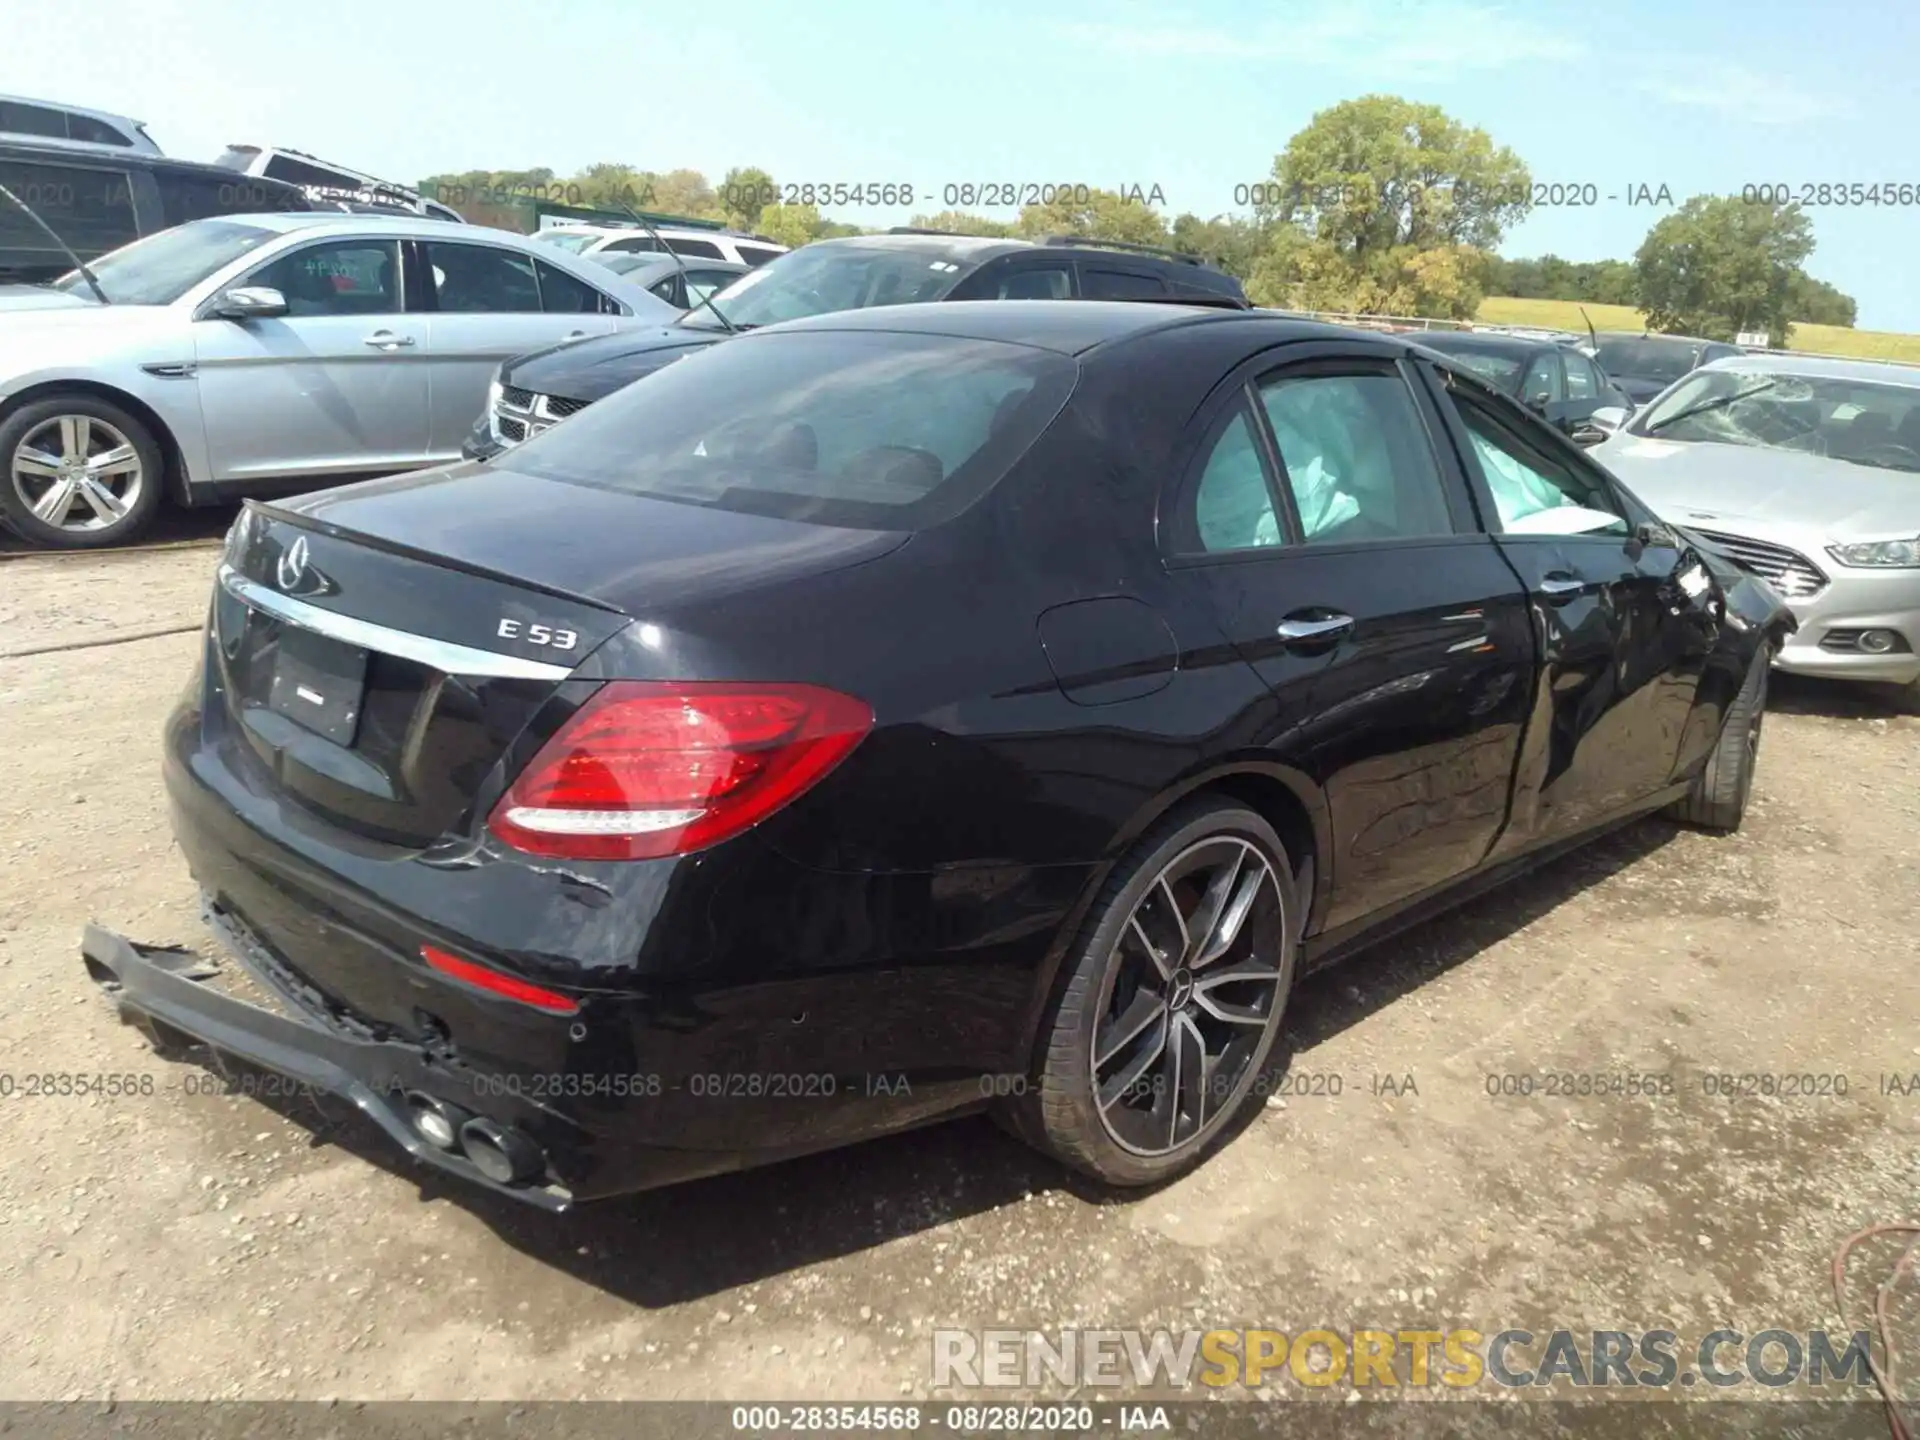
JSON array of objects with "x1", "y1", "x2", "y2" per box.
[
  {"x1": 67, "y1": 115, "x2": 130, "y2": 146},
  {"x1": 424, "y1": 242, "x2": 540, "y2": 312},
  {"x1": 262, "y1": 154, "x2": 360, "y2": 189},
  {"x1": 0, "y1": 159, "x2": 138, "y2": 257},
  {"x1": 736, "y1": 245, "x2": 784, "y2": 267},
  {"x1": 535, "y1": 259, "x2": 617, "y2": 314},
  {"x1": 667, "y1": 238, "x2": 725, "y2": 260},
  {"x1": 509, "y1": 331, "x2": 1079, "y2": 529},
  {"x1": 1257, "y1": 371, "x2": 1455, "y2": 543},
  {"x1": 1520, "y1": 352, "x2": 1561, "y2": 405},
  {"x1": 1082, "y1": 267, "x2": 1167, "y2": 299}
]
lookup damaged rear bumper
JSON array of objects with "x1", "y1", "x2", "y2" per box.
[{"x1": 80, "y1": 923, "x2": 575, "y2": 1210}]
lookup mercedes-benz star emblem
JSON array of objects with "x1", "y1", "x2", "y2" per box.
[{"x1": 277, "y1": 535, "x2": 309, "y2": 591}]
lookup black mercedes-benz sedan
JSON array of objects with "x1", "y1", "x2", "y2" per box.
[
  {"x1": 87, "y1": 302, "x2": 1791, "y2": 1209},
  {"x1": 1412, "y1": 331, "x2": 1637, "y2": 439},
  {"x1": 461, "y1": 231, "x2": 1249, "y2": 462}
]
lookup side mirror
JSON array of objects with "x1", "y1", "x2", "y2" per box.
[
  {"x1": 207, "y1": 286, "x2": 288, "y2": 320},
  {"x1": 1588, "y1": 406, "x2": 1629, "y2": 432},
  {"x1": 1634, "y1": 519, "x2": 1678, "y2": 549},
  {"x1": 1527, "y1": 391, "x2": 1551, "y2": 412},
  {"x1": 1568, "y1": 422, "x2": 1610, "y2": 447}
]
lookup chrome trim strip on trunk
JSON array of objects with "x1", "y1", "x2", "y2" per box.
[{"x1": 216, "y1": 564, "x2": 573, "y2": 681}]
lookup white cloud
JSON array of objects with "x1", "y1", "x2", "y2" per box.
[
  {"x1": 1630, "y1": 62, "x2": 1855, "y2": 126},
  {"x1": 1055, "y1": 1, "x2": 1582, "y2": 78}
]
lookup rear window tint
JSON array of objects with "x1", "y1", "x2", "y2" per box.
[{"x1": 508, "y1": 330, "x2": 1077, "y2": 529}]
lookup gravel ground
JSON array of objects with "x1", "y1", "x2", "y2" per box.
[{"x1": 1, "y1": 538, "x2": 1916, "y2": 1415}]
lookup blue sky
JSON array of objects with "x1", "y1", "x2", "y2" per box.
[{"x1": 14, "y1": 0, "x2": 1920, "y2": 327}]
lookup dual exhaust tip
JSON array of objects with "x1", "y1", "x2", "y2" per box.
[{"x1": 405, "y1": 1092, "x2": 544, "y2": 1187}]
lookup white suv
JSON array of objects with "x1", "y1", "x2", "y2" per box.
[
  {"x1": 214, "y1": 145, "x2": 465, "y2": 223},
  {"x1": 532, "y1": 222, "x2": 787, "y2": 268}
]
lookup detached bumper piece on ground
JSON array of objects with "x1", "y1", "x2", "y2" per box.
[{"x1": 80, "y1": 923, "x2": 574, "y2": 1210}]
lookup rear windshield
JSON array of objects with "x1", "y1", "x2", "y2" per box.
[
  {"x1": 1425, "y1": 344, "x2": 1524, "y2": 391},
  {"x1": 1591, "y1": 336, "x2": 1702, "y2": 384},
  {"x1": 506, "y1": 329, "x2": 1078, "y2": 529}
]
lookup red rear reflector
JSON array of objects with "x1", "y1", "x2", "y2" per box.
[
  {"x1": 421, "y1": 944, "x2": 580, "y2": 1015},
  {"x1": 487, "y1": 681, "x2": 872, "y2": 861}
]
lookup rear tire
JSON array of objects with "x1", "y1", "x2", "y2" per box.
[
  {"x1": 1014, "y1": 798, "x2": 1298, "y2": 1188},
  {"x1": 1668, "y1": 642, "x2": 1771, "y2": 832},
  {"x1": 0, "y1": 394, "x2": 165, "y2": 549}
]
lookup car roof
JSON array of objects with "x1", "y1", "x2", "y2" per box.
[
  {"x1": 1591, "y1": 330, "x2": 1724, "y2": 347},
  {"x1": 217, "y1": 212, "x2": 548, "y2": 241},
  {"x1": 0, "y1": 139, "x2": 276, "y2": 181},
  {"x1": 1697, "y1": 351, "x2": 1920, "y2": 387},
  {"x1": 760, "y1": 299, "x2": 1343, "y2": 356},
  {"x1": 1415, "y1": 331, "x2": 1558, "y2": 357}
]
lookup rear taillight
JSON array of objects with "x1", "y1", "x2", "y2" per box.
[{"x1": 487, "y1": 681, "x2": 872, "y2": 861}]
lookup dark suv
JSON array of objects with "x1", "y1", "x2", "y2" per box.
[
  {"x1": 0, "y1": 139, "x2": 311, "y2": 283},
  {"x1": 465, "y1": 230, "x2": 1248, "y2": 458}
]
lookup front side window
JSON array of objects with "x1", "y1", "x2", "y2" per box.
[
  {"x1": 1258, "y1": 371, "x2": 1455, "y2": 543},
  {"x1": 1563, "y1": 352, "x2": 1597, "y2": 399},
  {"x1": 1082, "y1": 268, "x2": 1167, "y2": 299},
  {"x1": 506, "y1": 330, "x2": 1078, "y2": 529},
  {"x1": 1192, "y1": 408, "x2": 1281, "y2": 552},
  {"x1": 1454, "y1": 394, "x2": 1628, "y2": 536},
  {"x1": 247, "y1": 239, "x2": 400, "y2": 316},
  {"x1": 423, "y1": 242, "x2": 540, "y2": 313},
  {"x1": 1520, "y1": 352, "x2": 1561, "y2": 406}
]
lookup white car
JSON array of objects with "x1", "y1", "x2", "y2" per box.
[
  {"x1": 0, "y1": 213, "x2": 680, "y2": 548},
  {"x1": 1595, "y1": 353, "x2": 1920, "y2": 707},
  {"x1": 532, "y1": 222, "x2": 787, "y2": 269}
]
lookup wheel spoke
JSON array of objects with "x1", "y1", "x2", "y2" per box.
[
  {"x1": 14, "y1": 446, "x2": 63, "y2": 479},
  {"x1": 1182, "y1": 844, "x2": 1246, "y2": 966},
  {"x1": 1191, "y1": 969, "x2": 1281, "y2": 1027},
  {"x1": 1127, "y1": 914, "x2": 1175, "y2": 983},
  {"x1": 58, "y1": 415, "x2": 92, "y2": 460},
  {"x1": 86, "y1": 444, "x2": 139, "y2": 478},
  {"x1": 1155, "y1": 876, "x2": 1190, "y2": 965},
  {"x1": 1095, "y1": 1011, "x2": 1168, "y2": 1113},
  {"x1": 1167, "y1": 1012, "x2": 1205, "y2": 1147},
  {"x1": 1193, "y1": 852, "x2": 1270, "y2": 970},
  {"x1": 1096, "y1": 991, "x2": 1164, "y2": 1069},
  {"x1": 78, "y1": 478, "x2": 127, "y2": 521},
  {"x1": 31, "y1": 477, "x2": 78, "y2": 525}
]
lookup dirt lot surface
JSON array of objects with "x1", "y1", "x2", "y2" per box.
[{"x1": 2, "y1": 537, "x2": 1916, "y2": 1415}]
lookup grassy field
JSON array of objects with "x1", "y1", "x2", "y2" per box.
[{"x1": 1475, "y1": 296, "x2": 1920, "y2": 362}]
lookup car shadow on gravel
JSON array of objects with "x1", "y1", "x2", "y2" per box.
[
  {"x1": 1768, "y1": 671, "x2": 1915, "y2": 720},
  {"x1": 190, "y1": 814, "x2": 1681, "y2": 1308}
]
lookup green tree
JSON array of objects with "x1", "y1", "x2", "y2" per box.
[
  {"x1": 1788, "y1": 272, "x2": 1857, "y2": 327},
  {"x1": 720, "y1": 167, "x2": 777, "y2": 230},
  {"x1": 1015, "y1": 187, "x2": 1170, "y2": 247},
  {"x1": 1168, "y1": 213, "x2": 1269, "y2": 278},
  {"x1": 1253, "y1": 95, "x2": 1531, "y2": 319},
  {"x1": 1635, "y1": 195, "x2": 1814, "y2": 347},
  {"x1": 755, "y1": 202, "x2": 826, "y2": 249}
]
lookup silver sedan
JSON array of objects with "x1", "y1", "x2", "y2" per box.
[
  {"x1": 0, "y1": 213, "x2": 679, "y2": 548},
  {"x1": 1595, "y1": 352, "x2": 1920, "y2": 707}
]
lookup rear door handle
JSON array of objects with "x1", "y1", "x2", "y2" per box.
[
  {"x1": 362, "y1": 331, "x2": 415, "y2": 349},
  {"x1": 1537, "y1": 573, "x2": 1586, "y2": 603},
  {"x1": 1276, "y1": 612, "x2": 1355, "y2": 644}
]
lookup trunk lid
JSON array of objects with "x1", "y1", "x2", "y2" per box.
[{"x1": 215, "y1": 472, "x2": 904, "y2": 848}]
